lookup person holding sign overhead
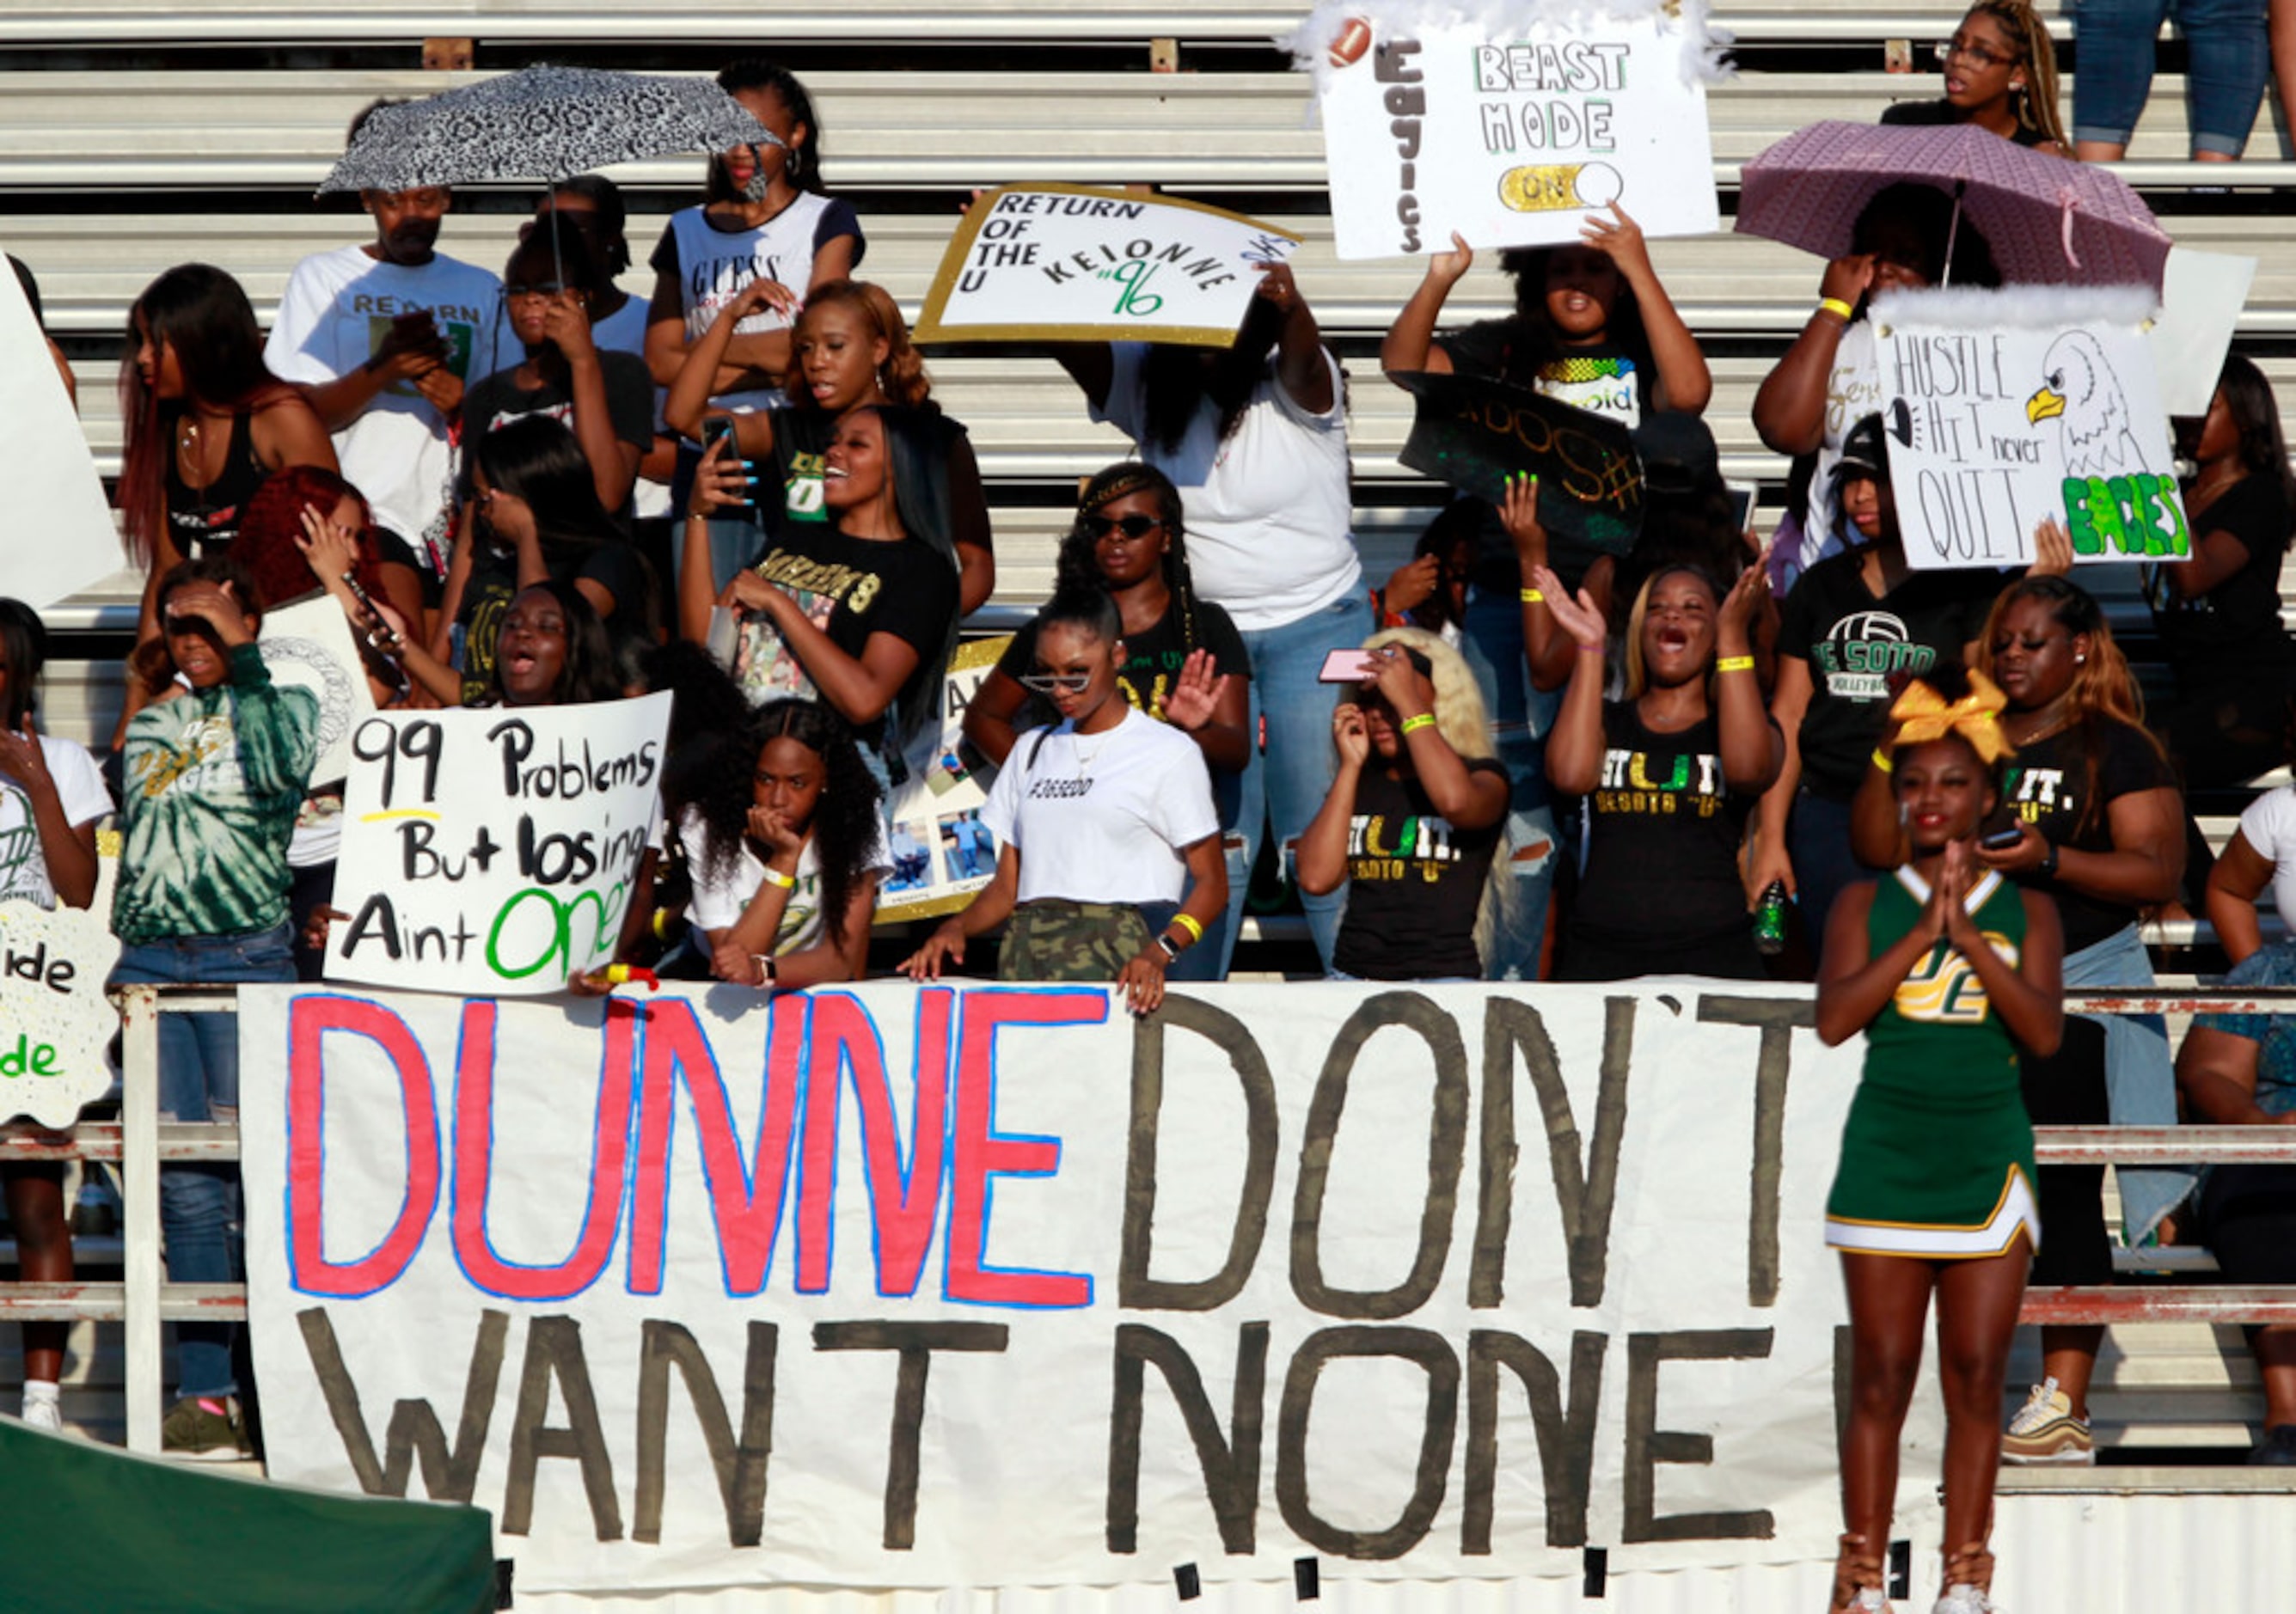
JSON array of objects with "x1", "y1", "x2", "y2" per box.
[
  {"x1": 1815, "y1": 665, "x2": 2061, "y2": 1614},
  {"x1": 108, "y1": 557, "x2": 321, "y2": 1460},
  {"x1": 1050, "y1": 260, "x2": 1364, "y2": 976},
  {"x1": 0, "y1": 600, "x2": 110, "y2": 1434},
  {"x1": 1381, "y1": 206, "x2": 1710, "y2": 979}
]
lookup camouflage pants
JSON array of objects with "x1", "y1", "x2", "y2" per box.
[{"x1": 999, "y1": 900, "x2": 1151, "y2": 983}]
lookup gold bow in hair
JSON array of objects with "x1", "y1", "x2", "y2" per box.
[{"x1": 1889, "y1": 669, "x2": 2014, "y2": 763}]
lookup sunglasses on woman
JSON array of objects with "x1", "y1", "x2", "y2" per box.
[
  {"x1": 1082, "y1": 513, "x2": 1164, "y2": 540},
  {"x1": 1019, "y1": 671, "x2": 1093, "y2": 694}
]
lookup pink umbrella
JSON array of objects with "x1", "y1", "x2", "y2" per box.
[{"x1": 1735, "y1": 121, "x2": 2172, "y2": 294}]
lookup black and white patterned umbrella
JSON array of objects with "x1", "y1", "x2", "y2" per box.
[{"x1": 316, "y1": 66, "x2": 783, "y2": 193}]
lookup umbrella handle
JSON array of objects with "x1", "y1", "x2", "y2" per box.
[{"x1": 2058, "y1": 190, "x2": 2084, "y2": 272}]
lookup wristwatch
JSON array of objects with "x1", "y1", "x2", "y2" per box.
[
  {"x1": 751, "y1": 953, "x2": 777, "y2": 985},
  {"x1": 2037, "y1": 844, "x2": 2060, "y2": 879}
]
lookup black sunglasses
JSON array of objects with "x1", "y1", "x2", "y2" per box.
[{"x1": 1082, "y1": 513, "x2": 1163, "y2": 541}]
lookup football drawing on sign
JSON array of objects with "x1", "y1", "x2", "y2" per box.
[{"x1": 2028, "y1": 331, "x2": 2146, "y2": 480}]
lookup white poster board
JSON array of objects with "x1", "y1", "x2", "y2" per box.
[
  {"x1": 257, "y1": 593, "x2": 377, "y2": 788},
  {"x1": 1874, "y1": 286, "x2": 2188, "y2": 571},
  {"x1": 1304, "y1": 4, "x2": 1722, "y2": 260},
  {"x1": 877, "y1": 635, "x2": 1009, "y2": 926},
  {"x1": 323, "y1": 693, "x2": 670, "y2": 994},
  {"x1": 2147, "y1": 248, "x2": 2256, "y2": 419},
  {"x1": 914, "y1": 186, "x2": 1300, "y2": 347},
  {"x1": 0, "y1": 896, "x2": 119, "y2": 1128},
  {"x1": 240, "y1": 980, "x2": 1947, "y2": 1596},
  {"x1": 0, "y1": 248, "x2": 126, "y2": 609}
]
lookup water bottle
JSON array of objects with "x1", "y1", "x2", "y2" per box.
[{"x1": 1754, "y1": 879, "x2": 1790, "y2": 956}]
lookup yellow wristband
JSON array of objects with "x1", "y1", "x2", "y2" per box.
[
  {"x1": 1715, "y1": 655, "x2": 1755, "y2": 674},
  {"x1": 1871, "y1": 747, "x2": 1894, "y2": 774},
  {"x1": 1170, "y1": 912, "x2": 1204, "y2": 945},
  {"x1": 1817, "y1": 297, "x2": 1855, "y2": 322},
  {"x1": 652, "y1": 907, "x2": 672, "y2": 940},
  {"x1": 1399, "y1": 712, "x2": 1437, "y2": 735},
  {"x1": 1519, "y1": 588, "x2": 1544, "y2": 604},
  {"x1": 760, "y1": 866, "x2": 798, "y2": 890}
]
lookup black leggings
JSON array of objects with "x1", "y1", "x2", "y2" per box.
[{"x1": 2020, "y1": 1016, "x2": 2114, "y2": 1287}]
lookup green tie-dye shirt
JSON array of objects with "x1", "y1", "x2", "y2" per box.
[{"x1": 113, "y1": 643, "x2": 320, "y2": 945}]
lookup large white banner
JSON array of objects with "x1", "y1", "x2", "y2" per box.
[
  {"x1": 913, "y1": 186, "x2": 1300, "y2": 347},
  {"x1": 241, "y1": 981, "x2": 1946, "y2": 1596},
  {"x1": 1874, "y1": 286, "x2": 2189, "y2": 572},
  {"x1": 323, "y1": 694, "x2": 670, "y2": 994},
  {"x1": 1306, "y1": 5, "x2": 1723, "y2": 260}
]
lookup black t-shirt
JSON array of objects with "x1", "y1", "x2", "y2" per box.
[
  {"x1": 1331, "y1": 759, "x2": 1508, "y2": 981},
  {"x1": 1436, "y1": 322, "x2": 1657, "y2": 593},
  {"x1": 731, "y1": 526, "x2": 959, "y2": 747},
  {"x1": 995, "y1": 595, "x2": 1250, "y2": 737},
  {"x1": 1572, "y1": 702, "x2": 1760, "y2": 951},
  {"x1": 461, "y1": 355, "x2": 657, "y2": 516},
  {"x1": 456, "y1": 540, "x2": 651, "y2": 706},
  {"x1": 2005, "y1": 718, "x2": 2179, "y2": 954},
  {"x1": 2149, "y1": 474, "x2": 2296, "y2": 694},
  {"x1": 1777, "y1": 552, "x2": 1999, "y2": 798},
  {"x1": 1880, "y1": 98, "x2": 2052, "y2": 147}
]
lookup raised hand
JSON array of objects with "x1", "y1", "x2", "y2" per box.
[
  {"x1": 689, "y1": 430, "x2": 750, "y2": 521},
  {"x1": 2030, "y1": 517, "x2": 2075, "y2": 578},
  {"x1": 1717, "y1": 561, "x2": 1766, "y2": 654},
  {"x1": 1161, "y1": 648, "x2": 1226, "y2": 732},
  {"x1": 1499, "y1": 471, "x2": 1546, "y2": 564},
  {"x1": 1252, "y1": 260, "x2": 1303, "y2": 313},
  {"x1": 1383, "y1": 553, "x2": 1441, "y2": 618},
  {"x1": 0, "y1": 713, "x2": 53, "y2": 792},
  {"x1": 539, "y1": 292, "x2": 598, "y2": 363},
  {"x1": 1818, "y1": 253, "x2": 1877, "y2": 310},
  {"x1": 1528, "y1": 563, "x2": 1604, "y2": 651},
  {"x1": 1581, "y1": 202, "x2": 1653, "y2": 281},
  {"x1": 162, "y1": 579, "x2": 253, "y2": 647},
  {"x1": 1425, "y1": 231, "x2": 1474, "y2": 289}
]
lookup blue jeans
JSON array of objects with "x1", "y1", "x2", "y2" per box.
[
  {"x1": 1228, "y1": 594, "x2": 1374, "y2": 975},
  {"x1": 2071, "y1": 0, "x2": 2268, "y2": 155},
  {"x1": 109, "y1": 922, "x2": 297, "y2": 1400},
  {"x1": 1786, "y1": 790, "x2": 1870, "y2": 958},
  {"x1": 1459, "y1": 586, "x2": 1558, "y2": 981},
  {"x1": 2063, "y1": 923, "x2": 2195, "y2": 1242}
]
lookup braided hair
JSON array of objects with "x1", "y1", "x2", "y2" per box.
[
  {"x1": 1965, "y1": 2, "x2": 2069, "y2": 151},
  {"x1": 1056, "y1": 462, "x2": 1204, "y2": 657}
]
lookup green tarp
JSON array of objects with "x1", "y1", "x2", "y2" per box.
[{"x1": 0, "y1": 1417, "x2": 497, "y2": 1613}]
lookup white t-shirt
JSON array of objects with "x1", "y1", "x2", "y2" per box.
[
  {"x1": 1773, "y1": 319, "x2": 1883, "y2": 594},
  {"x1": 0, "y1": 734, "x2": 111, "y2": 908},
  {"x1": 653, "y1": 194, "x2": 858, "y2": 417},
  {"x1": 666, "y1": 806, "x2": 891, "y2": 955},
  {"x1": 2236, "y1": 786, "x2": 2296, "y2": 937},
  {"x1": 265, "y1": 244, "x2": 502, "y2": 563},
  {"x1": 1093, "y1": 343, "x2": 1362, "y2": 633},
  {"x1": 981, "y1": 706, "x2": 1219, "y2": 906}
]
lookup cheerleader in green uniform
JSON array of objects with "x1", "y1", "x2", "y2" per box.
[{"x1": 1815, "y1": 668, "x2": 2063, "y2": 1614}]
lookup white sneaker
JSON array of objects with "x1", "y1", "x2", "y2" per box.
[
  {"x1": 1934, "y1": 1586, "x2": 1995, "y2": 1613},
  {"x1": 1849, "y1": 1590, "x2": 1889, "y2": 1612},
  {"x1": 20, "y1": 1384, "x2": 63, "y2": 1433},
  {"x1": 2003, "y1": 1374, "x2": 2092, "y2": 1464}
]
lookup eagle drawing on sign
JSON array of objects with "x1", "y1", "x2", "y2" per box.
[{"x1": 2026, "y1": 331, "x2": 2146, "y2": 479}]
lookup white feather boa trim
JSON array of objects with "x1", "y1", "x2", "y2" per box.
[
  {"x1": 1281, "y1": 0, "x2": 1732, "y2": 96},
  {"x1": 1870, "y1": 283, "x2": 2162, "y2": 333}
]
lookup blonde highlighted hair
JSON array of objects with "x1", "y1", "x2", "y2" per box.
[
  {"x1": 1966, "y1": 1, "x2": 2068, "y2": 151},
  {"x1": 797, "y1": 279, "x2": 931, "y2": 409},
  {"x1": 1359, "y1": 625, "x2": 1510, "y2": 969},
  {"x1": 1619, "y1": 564, "x2": 1724, "y2": 700}
]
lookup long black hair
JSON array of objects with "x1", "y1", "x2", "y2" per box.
[
  {"x1": 492, "y1": 578, "x2": 621, "y2": 706},
  {"x1": 2213, "y1": 352, "x2": 2296, "y2": 528},
  {"x1": 1053, "y1": 462, "x2": 1206, "y2": 656},
  {"x1": 688, "y1": 699, "x2": 883, "y2": 950},
  {"x1": 539, "y1": 174, "x2": 632, "y2": 278},
  {"x1": 713, "y1": 60, "x2": 828, "y2": 198},
  {"x1": 0, "y1": 599, "x2": 49, "y2": 730},
  {"x1": 470, "y1": 415, "x2": 659, "y2": 635},
  {"x1": 118, "y1": 264, "x2": 294, "y2": 566},
  {"x1": 1851, "y1": 183, "x2": 2001, "y2": 295},
  {"x1": 862, "y1": 404, "x2": 963, "y2": 747},
  {"x1": 1478, "y1": 241, "x2": 1657, "y2": 388}
]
